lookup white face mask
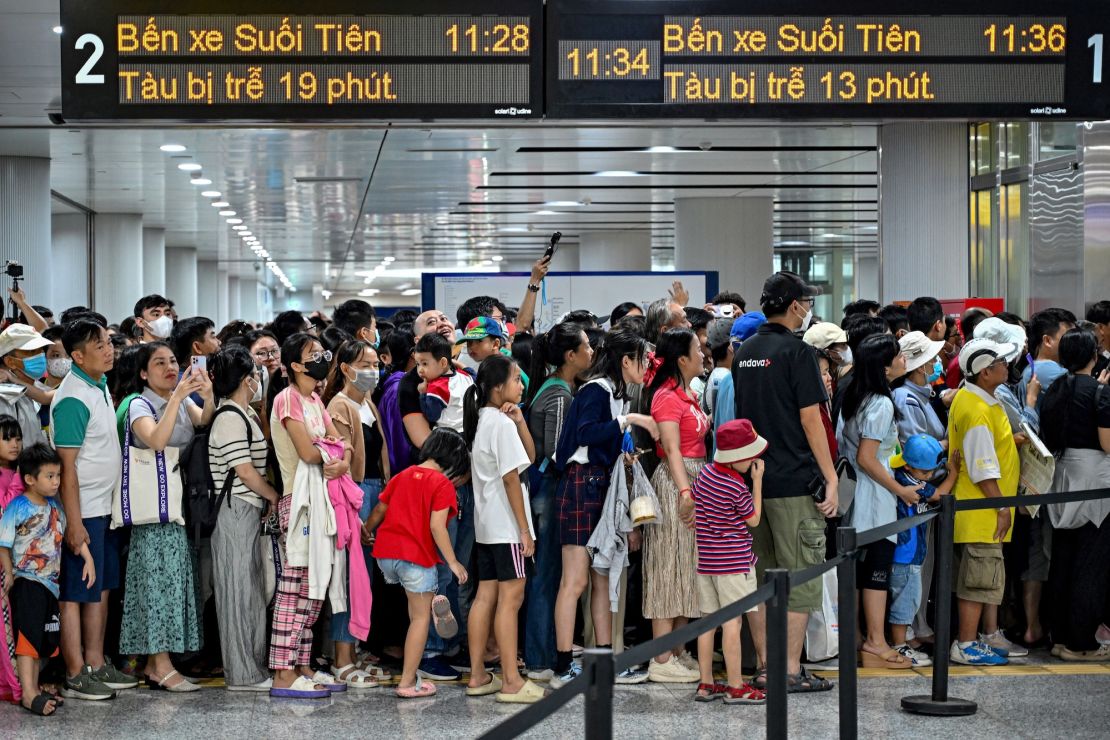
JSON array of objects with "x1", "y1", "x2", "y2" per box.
[
  {"x1": 839, "y1": 347, "x2": 853, "y2": 367},
  {"x1": 249, "y1": 376, "x2": 263, "y2": 404},
  {"x1": 147, "y1": 315, "x2": 173, "y2": 339},
  {"x1": 797, "y1": 303, "x2": 813, "y2": 332},
  {"x1": 47, "y1": 358, "x2": 72, "y2": 378}
]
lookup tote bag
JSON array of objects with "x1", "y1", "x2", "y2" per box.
[{"x1": 112, "y1": 396, "x2": 185, "y2": 528}]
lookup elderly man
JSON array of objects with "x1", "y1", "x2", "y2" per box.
[{"x1": 0, "y1": 323, "x2": 54, "y2": 447}]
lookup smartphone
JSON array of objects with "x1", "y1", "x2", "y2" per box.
[
  {"x1": 191, "y1": 355, "x2": 207, "y2": 374},
  {"x1": 543, "y1": 231, "x2": 562, "y2": 262},
  {"x1": 713, "y1": 304, "x2": 735, "y2": 319}
]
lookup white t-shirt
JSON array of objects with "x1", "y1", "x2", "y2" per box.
[{"x1": 472, "y1": 407, "x2": 535, "y2": 544}]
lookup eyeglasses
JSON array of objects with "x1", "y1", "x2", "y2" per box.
[
  {"x1": 302, "y1": 350, "x2": 333, "y2": 364},
  {"x1": 253, "y1": 349, "x2": 279, "y2": 360}
]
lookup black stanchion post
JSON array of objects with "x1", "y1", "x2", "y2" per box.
[
  {"x1": 901, "y1": 495, "x2": 977, "y2": 716},
  {"x1": 583, "y1": 648, "x2": 615, "y2": 740},
  {"x1": 836, "y1": 527, "x2": 858, "y2": 740},
  {"x1": 765, "y1": 568, "x2": 791, "y2": 740}
]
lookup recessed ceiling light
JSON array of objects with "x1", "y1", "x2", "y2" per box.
[
  {"x1": 482, "y1": 259, "x2": 494, "y2": 265},
  {"x1": 200, "y1": 190, "x2": 221, "y2": 198},
  {"x1": 160, "y1": 144, "x2": 186, "y2": 152},
  {"x1": 544, "y1": 200, "x2": 583, "y2": 207},
  {"x1": 232, "y1": 225, "x2": 247, "y2": 231},
  {"x1": 644, "y1": 146, "x2": 679, "y2": 153},
  {"x1": 534, "y1": 210, "x2": 560, "y2": 216},
  {"x1": 820, "y1": 233, "x2": 845, "y2": 239},
  {"x1": 401, "y1": 288, "x2": 422, "y2": 297},
  {"x1": 239, "y1": 231, "x2": 252, "y2": 237},
  {"x1": 395, "y1": 283, "x2": 412, "y2": 291},
  {"x1": 226, "y1": 218, "x2": 242, "y2": 224},
  {"x1": 52, "y1": 25, "x2": 63, "y2": 34},
  {"x1": 476, "y1": 240, "x2": 492, "y2": 247},
  {"x1": 218, "y1": 210, "x2": 236, "y2": 216},
  {"x1": 594, "y1": 170, "x2": 644, "y2": 177},
  {"x1": 190, "y1": 177, "x2": 212, "y2": 185},
  {"x1": 211, "y1": 201, "x2": 229, "y2": 208},
  {"x1": 383, "y1": 256, "x2": 396, "y2": 263},
  {"x1": 491, "y1": 255, "x2": 504, "y2": 262},
  {"x1": 177, "y1": 163, "x2": 202, "y2": 171}
]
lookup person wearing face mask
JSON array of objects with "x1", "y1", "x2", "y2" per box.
[
  {"x1": 133, "y1": 295, "x2": 174, "y2": 344},
  {"x1": 891, "y1": 332, "x2": 949, "y2": 445},
  {"x1": 332, "y1": 300, "x2": 381, "y2": 351},
  {"x1": 0, "y1": 324, "x2": 52, "y2": 447},
  {"x1": 323, "y1": 339, "x2": 392, "y2": 688},
  {"x1": 728, "y1": 271, "x2": 838, "y2": 693},
  {"x1": 207, "y1": 346, "x2": 281, "y2": 692},
  {"x1": 32, "y1": 326, "x2": 72, "y2": 435}
]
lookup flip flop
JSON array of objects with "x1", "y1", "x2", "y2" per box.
[
  {"x1": 396, "y1": 677, "x2": 437, "y2": 699},
  {"x1": 432, "y1": 595, "x2": 459, "y2": 639},
  {"x1": 465, "y1": 673, "x2": 503, "y2": 697},
  {"x1": 269, "y1": 675, "x2": 331, "y2": 699},
  {"x1": 859, "y1": 649, "x2": 912, "y2": 670},
  {"x1": 496, "y1": 679, "x2": 547, "y2": 704},
  {"x1": 22, "y1": 692, "x2": 58, "y2": 716}
]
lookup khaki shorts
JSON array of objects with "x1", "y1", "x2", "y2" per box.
[
  {"x1": 697, "y1": 572, "x2": 759, "y2": 615},
  {"x1": 750, "y1": 495, "x2": 826, "y2": 612},
  {"x1": 954, "y1": 543, "x2": 1005, "y2": 605}
]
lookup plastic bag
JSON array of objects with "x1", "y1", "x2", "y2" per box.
[
  {"x1": 628, "y1": 458, "x2": 661, "y2": 527},
  {"x1": 804, "y1": 568, "x2": 839, "y2": 661}
]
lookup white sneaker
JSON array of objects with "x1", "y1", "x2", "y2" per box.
[
  {"x1": 615, "y1": 667, "x2": 648, "y2": 684},
  {"x1": 647, "y1": 655, "x2": 699, "y2": 683},
  {"x1": 676, "y1": 651, "x2": 699, "y2": 673},
  {"x1": 549, "y1": 663, "x2": 581, "y2": 689},
  {"x1": 527, "y1": 668, "x2": 554, "y2": 682},
  {"x1": 228, "y1": 677, "x2": 273, "y2": 692},
  {"x1": 980, "y1": 630, "x2": 1029, "y2": 658},
  {"x1": 894, "y1": 644, "x2": 932, "y2": 667}
]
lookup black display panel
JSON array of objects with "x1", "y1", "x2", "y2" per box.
[
  {"x1": 546, "y1": 0, "x2": 1110, "y2": 119},
  {"x1": 60, "y1": 0, "x2": 542, "y2": 121}
]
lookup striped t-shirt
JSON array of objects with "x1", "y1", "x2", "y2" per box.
[
  {"x1": 692, "y1": 462, "x2": 757, "y2": 575},
  {"x1": 207, "y1": 400, "x2": 268, "y2": 507}
]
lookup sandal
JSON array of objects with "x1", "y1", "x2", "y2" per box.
[
  {"x1": 22, "y1": 692, "x2": 58, "y2": 716},
  {"x1": 334, "y1": 664, "x2": 380, "y2": 689},
  {"x1": 465, "y1": 673, "x2": 503, "y2": 697},
  {"x1": 723, "y1": 683, "x2": 767, "y2": 705},
  {"x1": 859, "y1": 649, "x2": 912, "y2": 670},
  {"x1": 395, "y1": 677, "x2": 437, "y2": 699},
  {"x1": 751, "y1": 667, "x2": 767, "y2": 690},
  {"x1": 146, "y1": 669, "x2": 200, "y2": 693},
  {"x1": 432, "y1": 595, "x2": 459, "y2": 639},
  {"x1": 496, "y1": 679, "x2": 547, "y2": 704},
  {"x1": 311, "y1": 670, "x2": 348, "y2": 692},
  {"x1": 694, "y1": 682, "x2": 723, "y2": 702},
  {"x1": 269, "y1": 675, "x2": 330, "y2": 699},
  {"x1": 786, "y1": 667, "x2": 834, "y2": 693}
]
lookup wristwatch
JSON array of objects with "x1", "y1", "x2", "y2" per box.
[{"x1": 527, "y1": 282, "x2": 541, "y2": 293}]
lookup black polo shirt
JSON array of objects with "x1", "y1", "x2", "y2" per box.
[{"x1": 733, "y1": 322, "x2": 828, "y2": 499}]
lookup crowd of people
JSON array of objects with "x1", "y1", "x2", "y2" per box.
[{"x1": 0, "y1": 263, "x2": 1107, "y2": 717}]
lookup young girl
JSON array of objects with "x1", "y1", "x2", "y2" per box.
[
  {"x1": 0, "y1": 415, "x2": 23, "y2": 704},
  {"x1": 269, "y1": 333, "x2": 353, "y2": 699},
  {"x1": 462, "y1": 354, "x2": 543, "y2": 704},
  {"x1": 363, "y1": 428, "x2": 470, "y2": 698}
]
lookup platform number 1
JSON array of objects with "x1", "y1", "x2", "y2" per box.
[
  {"x1": 75, "y1": 33, "x2": 104, "y2": 84},
  {"x1": 1091, "y1": 34, "x2": 1104, "y2": 84}
]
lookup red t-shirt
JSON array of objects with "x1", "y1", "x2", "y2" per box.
[
  {"x1": 651, "y1": 378, "x2": 709, "y2": 459},
  {"x1": 372, "y1": 466, "x2": 458, "y2": 568}
]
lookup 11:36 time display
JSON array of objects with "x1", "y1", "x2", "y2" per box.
[{"x1": 983, "y1": 22, "x2": 1066, "y2": 53}]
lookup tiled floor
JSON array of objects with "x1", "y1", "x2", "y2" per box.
[{"x1": 2, "y1": 668, "x2": 1108, "y2": 739}]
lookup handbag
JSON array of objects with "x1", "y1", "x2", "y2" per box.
[
  {"x1": 804, "y1": 568, "x2": 840, "y2": 662},
  {"x1": 111, "y1": 396, "x2": 185, "y2": 528}
]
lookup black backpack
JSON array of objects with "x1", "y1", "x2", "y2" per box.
[{"x1": 180, "y1": 404, "x2": 253, "y2": 547}]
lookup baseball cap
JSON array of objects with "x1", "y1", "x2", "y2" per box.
[
  {"x1": 959, "y1": 337, "x2": 1017, "y2": 377},
  {"x1": 759, "y1": 271, "x2": 820, "y2": 312},
  {"x1": 714, "y1": 419, "x2": 769, "y2": 464},
  {"x1": 890, "y1": 434, "x2": 945, "y2": 471},
  {"x1": 731, "y1": 312, "x2": 767, "y2": 342},
  {"x1": 0, "y1": 323, "x2": 54, "y2": 357},
  {"x1": 972, "y1": 317, "x2": 1025, "y2": 363},
  {"x1": 898, "y1": 331, "x2": 946, "y2": 373},
  {"x1": 706, "y1": 317, "x2": 734, "y2": 351},
  {"x1": 802, "y1": 322, "x2": 848, "y2": 349},
  {"x1": 456, "y1": 316, "x2": 509, "y2": 345}
]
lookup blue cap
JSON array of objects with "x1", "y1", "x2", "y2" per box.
[
  {"x1": 890, "y1": 434, "x2": 945, "y2": 471},
  {"x1": 731, "y1": 312, "x2": 767, "y2": 342}
]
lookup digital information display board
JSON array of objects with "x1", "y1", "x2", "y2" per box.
[
  {"x1": 59, "y1": 1, "x2": 1110, "y2": 121},
  {"x1": 59, "y1": 1, "x2": 542, "y2": 120},
  {"x1": 545, "y1": 1, "x2": 1110, "y2": 120}
]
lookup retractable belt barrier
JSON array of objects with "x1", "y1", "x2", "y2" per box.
[{"x1": 476, "y1": 486, "x2": 1110, "y2": 740}]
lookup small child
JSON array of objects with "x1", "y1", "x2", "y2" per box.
[
  {"x1": 690, "y1": 419, "x2": 768, "y2": 705},
  {"x1": 887, "y1": 434, "x2": 960, "y2": 666},
  {"x1": 414, "y1": 333, "x2": 474, "y2": 433},
  {"x1": 0, "y1": 443, "x2": 95, "y2": 715},
  {"x1": 363, "y1": 428, "x2": 471, "y2": 699},
  {"x1": 0, "y1": 415, "x2": 23, "y2": 509}
]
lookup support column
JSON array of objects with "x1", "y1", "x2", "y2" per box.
[
  {"x1": 165, "y1": 247, "x2": 198, "y2": 319},
  {"x1": 216, "y1": 268, "x2": 230, "y2": 328},
  {"x1": 879, "y1": 123, "x2": 969, "y2": 302},
  {"x1": 228, "y1": 277, "x2": 242, "y2": 322},
  {"x1": 52, "y1": 213, "x2": 90, "y2": 310},
  {"x1": 197, "y1": 260, "x2": 219, "y2": 322},
  {"x1": 142, "y1": 227, "x2": 166, "y2": 297},
  {"x1": 578, "y1": 232, "x2": 651, "y2": 271},
  {"x1": 92, "y1": 214, "x2": 143, "y2": 324},
  {"x1": 856, "y1": 255, "x2": 880, "y2": 303},
  {"x1": 0, "y1": 157, "x2": 52, "y2": 313},
  {"x1": 675, "y1": 197, "x2": 773, "y2": 308}
]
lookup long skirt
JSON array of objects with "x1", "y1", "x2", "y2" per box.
[
  {"x1": 642, "y1": 457, "x2": 704, "y2": 620},
  {"x1": 119, "y1": 522, "x2": 202, "y2": 654}
]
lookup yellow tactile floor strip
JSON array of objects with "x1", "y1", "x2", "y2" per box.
[{"x1": 810, "y1": 662, "x2": 1110, "y2": 679}]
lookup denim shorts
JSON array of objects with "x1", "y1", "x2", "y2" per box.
[
  {"x1": 888, "y1": 563, "x2": 922, "y2": 625},
  {"x1": 378, "y1": 558, "x2": 438, "y2": 594}
]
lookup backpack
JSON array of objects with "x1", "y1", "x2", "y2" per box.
[{"x1": 179, "y1": 403, "x2": 253, "y2": 547}]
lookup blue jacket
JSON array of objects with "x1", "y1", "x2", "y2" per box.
[
  {"x1": 892, "y1": 467, "x2": 938, "y2": 566},
  {"x1": 555, "y1": 380, "x2": 624, "y2": 471}
]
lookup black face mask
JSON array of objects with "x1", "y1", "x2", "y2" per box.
[{"x1": 304, "y1": 358, "x2": 331, "y2": 381}]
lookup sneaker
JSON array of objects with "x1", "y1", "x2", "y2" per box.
[
  {"x1": 647, "y1": 655, "x2": 700, "y2": 683},
  {"x1": 950, "y1": 641, "x2": 1008, "y2": 666},
  {"x1": 90, "y1": 662, "x2": 140, "y2": 690},
  {"x1": 549, "y1": 663, "x2": 581, "y2": 689},
  {"x1": 61, "y1": 666, "x2": 116, "y2": 701},
  {"x1": 894, "y1": 644, "x2": 933, "y2": 667},
  {"x1": 676, "y1": 651, "x2": 699, "y2": 673},
  {"x1": 527, "y1": 668, "x2": 554, "y2": 682},
  {"x1": 980, "y1": 630, "x2": 1028, "y2": 658},
  {"x1": 615, "y1": 667, "x2": 648, "y2": 684},
  {"x1": 416, "y1": 656, "x2": 460, "y2": 681},
  {"x1": 1097, "y1": 624, "x2": 1110, "y2": 646}
]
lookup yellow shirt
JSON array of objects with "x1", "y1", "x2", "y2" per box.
[{"x1": 947, "y1": 383, "x2": 1020, "y2": 544}]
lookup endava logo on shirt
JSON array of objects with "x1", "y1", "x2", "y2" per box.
[{"x1": 735, "y1": 358, "x2": 773, "y2": 368}]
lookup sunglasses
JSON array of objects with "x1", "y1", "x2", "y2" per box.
[{"x1": 301, "y1": 349, "x2": 333, "y2": 364}]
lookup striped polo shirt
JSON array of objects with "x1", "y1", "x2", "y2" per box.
[{"x1": 692, "y1": 462, "x2": 757, "y2": 575}]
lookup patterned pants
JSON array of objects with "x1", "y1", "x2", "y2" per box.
[{"x1": 268, "y1": 495, "x2": 322, "y2": 670}]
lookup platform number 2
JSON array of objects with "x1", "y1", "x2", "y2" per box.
[
  {"x1": 1091, "y1": 34, "x2": 1104, "y2": 84},
  {"x1": 75, "y1": 33, "x2": 104, "y2": 84}
]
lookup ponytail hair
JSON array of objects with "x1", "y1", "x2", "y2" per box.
[
  {"x1": 463, "y1": 353, "x2": 516, "y2": 445},
  {"x1": 1041, "y1": 327, "x2": 1099, "y2": 455},
  {"x1": 583, "y1": 329, "x2": 647, "y2": 401},
  {"x1": 528, "y1": 321, "x2": 586, "y2": 405}
]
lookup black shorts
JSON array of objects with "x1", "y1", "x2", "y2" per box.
[
  {"x1": 476, "y1": 543, "x2": 533, "y2": 582},
  {"x1": 11, "y1": 578, "x2": 61, "y2": 659},
  {"x1": 857, "y1": 539, "x2": 896, "y2": 591}
]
